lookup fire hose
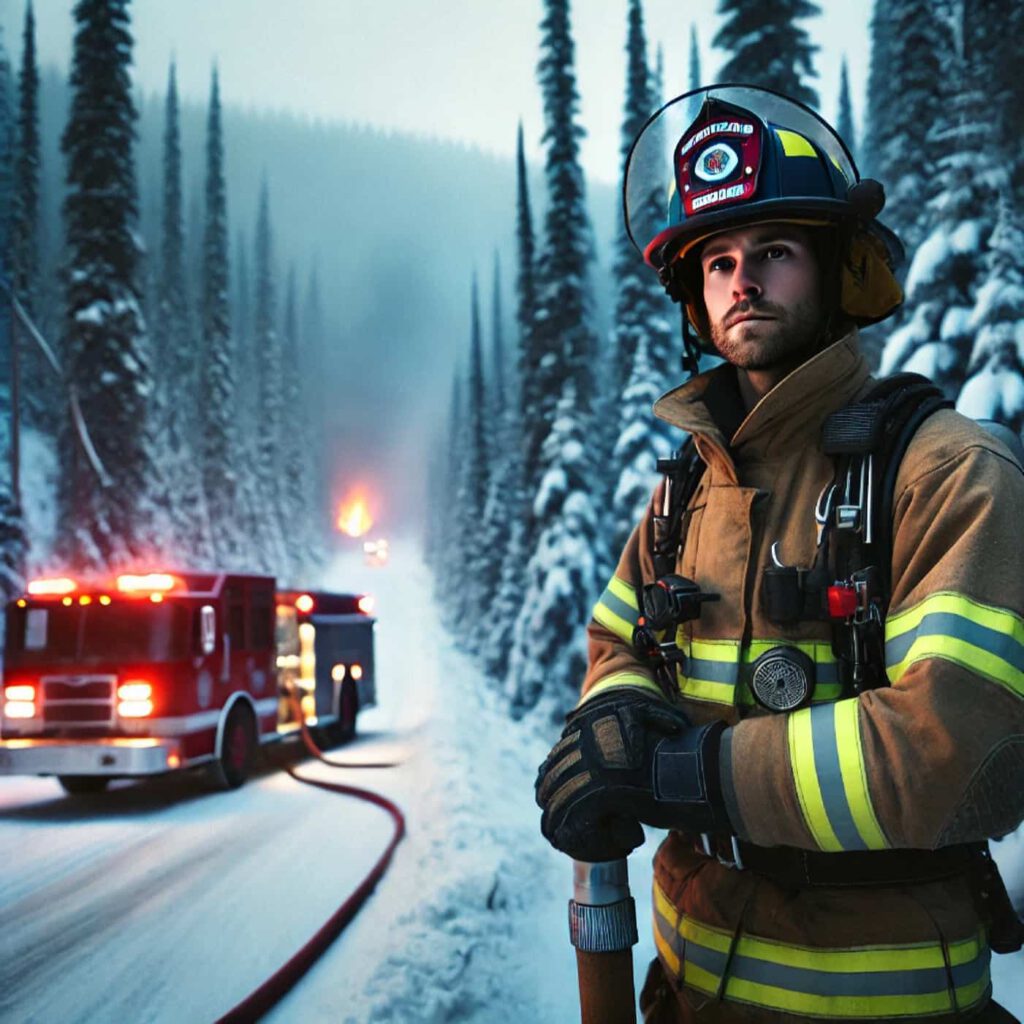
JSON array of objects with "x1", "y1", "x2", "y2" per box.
[
  {"x1": 570, "y1": 858, "x2": 639, "y2": 1024},
  {"x1": 214, "y1": 691, "x2": 405, "y2": 1023}
]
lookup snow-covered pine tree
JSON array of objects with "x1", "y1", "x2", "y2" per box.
[
  {"x1": 508, "y1": 378, "x2": 602, "y2": 712},
  {"x1": 58, "y1": 0, "x2": 161, "y2": 567},
  {"x1": 0, "y1": 24, "x2": 26, "y2": 598},
  {"x1": 232, "y1": 229, "x2": 253, "y2": 441},
  {"x1": 479, "y1": 252, "x2": 524, "y2": 679},
  {"x1": 12, "y1": 1, "x2": 47, "y2": 432},
  {"x1": 861, "y1": 0, "x2": 950, "y2": 252},
  {"x1": 252, "y1": 179, "x2": 288, "y2": 575},
  {"x1": 477, "y1": 255, "x2": 506, "y2": 614},
  {"x1": 879, "y1": 1, "x2": 1003, "y2": 396},
  {"x1": 280, "y1": 266, "x2": 315, "y2": 581},
  {"x1": 689, "y1": 24, "x2": 701, "y2": 91},
  {"x1": 481, "y1": 125, "x2": 535, "y2": 682},
  {"x1": 433, "y1": 370, "x2": 463, "y2": 602},
  {"x1": 454, "y1": 274, "x2": 489, "y2": 647},
  {"x1": 608, "y1": 0, "x2": 678, "y2": 555},
  {"x1": 509, "y1": 0, "x2": 604, "y2": 710},
  {"x1": 836, "y1": 56, "x2": 855, "y2": 164},
  {"x1": 956, "y1": 192, "x2": 1024, "y2": 430},
  {"x1": 157, "y1": 61, "x2": 210, "y2": 562},
  {"x1": 529, "y1": 0, "x2": 600, "y2": 488},
  {"x1": 302, "y1": 262, "x2": 331, "y2": 552},
  {"x1": 198, "y1": 66, "x2": 241, "y2": 568},
  {"x1": 713, "y1": 0, "x2": 821, "y2": 109},
  {"x1": 514, "y1": 121, "x2": 540, "y2": 475}
]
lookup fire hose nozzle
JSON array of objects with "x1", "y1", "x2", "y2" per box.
[{"x1": 569, "y1": 859, "x2": 638, "y2": 953}]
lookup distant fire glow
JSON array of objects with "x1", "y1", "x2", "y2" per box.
[{"x1": 337, "y1": 495, "x2": 374, "y2": 537}]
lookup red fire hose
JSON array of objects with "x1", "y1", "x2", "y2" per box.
[{"x1": 214, "y1": 698, "x2": 405, "y2": 1023}]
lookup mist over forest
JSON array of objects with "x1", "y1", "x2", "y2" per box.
[{"x1": 25, "y1": 65, "x2": 619, "y2": 527}]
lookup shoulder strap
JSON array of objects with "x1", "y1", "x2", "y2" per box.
[
  {"x1": 822, "y1": 373, "x2": 952, "y2": 608},
  {"x1": 651, "y1": 438, "x2": 704, "y2": 580}
]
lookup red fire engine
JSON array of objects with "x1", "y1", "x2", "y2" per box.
[{"x1": 0, "y1": 571, "x2": 377, "y2": 795}]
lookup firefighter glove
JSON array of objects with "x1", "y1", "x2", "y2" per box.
[{"x1": 535, "y1": 688, "x2": 730, "y2": 862}]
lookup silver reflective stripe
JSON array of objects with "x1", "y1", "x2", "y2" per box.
[
  {"x1": 598, "y1": 586, "x2": 639, "y2": 626},
  {"x1": 809, "y1": 703, "x2": 869, "y2": 852}
]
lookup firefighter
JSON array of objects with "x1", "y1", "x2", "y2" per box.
[{"x1": 535, "y1": 85, "x2": 1024, "y2": 1022}]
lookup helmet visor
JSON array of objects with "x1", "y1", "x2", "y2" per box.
[{"x1": 624, "y1": 85, "x2": 860, "y2": 260}]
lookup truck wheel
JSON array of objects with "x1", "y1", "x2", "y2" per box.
[
  {"x1": 58, "y1": 775, "x2": 109, "y2": 796},
  {"x1": 211, "y1": 705, "x2": 257, "y2": 790}
]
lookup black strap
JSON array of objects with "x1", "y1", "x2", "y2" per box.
[
  {"x1": 652, "y1": 439, "x2": 704, "y2": 580},
  {"x1": 731, "y1": 839, "x2": 977, "y2": 889}
]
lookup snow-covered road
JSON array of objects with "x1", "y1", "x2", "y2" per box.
[{"x1": 0, "y1": 541, "x2": 1021, "y2": 1022}]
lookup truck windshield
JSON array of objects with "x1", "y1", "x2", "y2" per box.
[{"x1": 5, "y1": 602, "x2": 191, "y2": 664}]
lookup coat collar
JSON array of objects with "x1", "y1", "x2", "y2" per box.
[{"x1": 653, "y1": 331, "x2": 871, "y2": 477}]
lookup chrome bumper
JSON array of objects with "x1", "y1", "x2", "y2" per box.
[{"x1": 0, "y1": 737, "x2": 178, "y2": 776}]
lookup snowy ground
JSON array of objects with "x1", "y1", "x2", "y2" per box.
[{"x1": 0, "y1": 540, "x2": 1020, "y2": 1022}]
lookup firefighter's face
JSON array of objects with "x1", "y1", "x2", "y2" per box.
[{"x1": 700, "y1": 224, "x2": 824, "y2": 371}]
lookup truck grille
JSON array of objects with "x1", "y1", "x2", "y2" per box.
[{"x1": 41, "y1": 675, "x2": 116, "y2": 728}]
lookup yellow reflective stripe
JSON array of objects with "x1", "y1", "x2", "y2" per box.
[
  {"x1": 652, "y1": 917, "x2": 680, "y2": 975},
  {"x1": 592, "y1": 575, "x2": 641, "y2": 645},
  {"x1": 676, "y1": 638, "x2": 841, "y2": 708},
  {"x1": 775, "y1": 128, "x2": 817, "y2": 158},
  {"x1": 578, "y1": 672, "x2": 662, "y2": 706},
  {"x1": 885, "y1": 592, "x2": 1024, "y2": 696},
  {"x1": 607, "y1": 575, "x2": 638, "y2": 610},
  {"x1": 653, "y1": 885, "x2": 991, "y2": 1017},
  {"x1": 592, "y1": 602, "x2": 634, "y2": 644},
  {"x1": 834, "y1": 700, "x2": 888, "y2": 850},
  {"x1": 788, "y1": 708, "x2": 843, "y2": 851}
]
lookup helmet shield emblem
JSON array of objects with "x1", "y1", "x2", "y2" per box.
[{"x1": 677, "y1": 118, "x2": 762, "y2": 215}]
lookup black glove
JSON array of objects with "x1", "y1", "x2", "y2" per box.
[{"x1": 535, "y1": 687, "x2": 730, "y2": 862}]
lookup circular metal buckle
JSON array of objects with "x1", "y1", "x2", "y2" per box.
[{"x1": 749, "y1": 647, "x2": 815, "y2": 712}]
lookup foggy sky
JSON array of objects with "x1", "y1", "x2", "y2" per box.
[{"x1": 2, "y1": 0, "x2": 872, "y2": 184}]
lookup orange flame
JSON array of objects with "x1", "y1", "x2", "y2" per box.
[{"x1": 337, "y1": 495, "x2": 374, "y2": 538}]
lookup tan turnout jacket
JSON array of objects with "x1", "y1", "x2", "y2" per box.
[{"x1": 583, "y1": 332, "x2": 1024, "y2": 1021}]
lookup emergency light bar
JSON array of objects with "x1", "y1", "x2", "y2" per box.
[
  {"x1": 116, "y1": 573, "x2": 179, "y2": 594},
  {"x1": 357, "y1": 595, "x2": 375, "y2": 615},
  {"x1": 27, "y1": 577, "x2": 77, "y2": 596}
]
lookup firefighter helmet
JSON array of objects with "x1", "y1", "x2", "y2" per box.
[{"x1": 624, "y1": 84, "x2": 904, "y2": 345}]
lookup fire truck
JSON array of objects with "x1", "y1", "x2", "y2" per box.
[{"x1": 0, "y1": 571, "x2": 377, "y2": 795}]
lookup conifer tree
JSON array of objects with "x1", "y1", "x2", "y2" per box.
[
  {"x1": 302, "y1": 262, "x2": 331, "y2": 547},
  {"x1": 12, "y1": 2, "x2": 48, "y2": 434},
  {"x1": 0, "y1": 25, "x2": 25, "y2": 596},
  {"x1": 233, "y1": 229, "x2": 253, "y2": 437},
  {"x1": 713, "y1": 0, "x2": 821, "y2": 108},
  {"x1": 514, "y1": 121, "x2": 540, "y2": 457},
  {"x1": 689, "y1": 24, "x2": 701, "y2": 91},
  {"x1": 862, "y1": 0, "x2": 949, "y2": 251},
  {"x1": 198, "y1": 66, "x2": 239, "y2": 566},
  {"x1": 956, "y1": 192, "x2": 1024, "y2": 430},
  {"x1": 879, "y1": 3, "x2": 1003, "y2": 396},
  {"x1": 609, "y1": 0, "x2": 678, "y2": 553},
  {"x1": 158, "y1": 61, "x2": 209, "y2": 560},
  {"x1": 836, "y1": 56, "x2": 855, "y2": 164},
  {"x1": 252, "y1": 178, "x2": 288, "y2": 572},
  {"x1": 434, "y1": 370, "x2": 464, "y2": 602},
  {"x1": 58, "y1": 0, "x2": 160, "y2": 566},
  {"x1": 531, "y1": 0, "x2": 599, "y2": 444},
  {"x1": 455, "y1": 274, "x2": 489, "y2": 640},
  {"x1": 509, "y1": 0, "x2": 604, "y2": 708}
]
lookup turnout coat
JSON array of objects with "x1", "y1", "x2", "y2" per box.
[{"x1": 582, "y1": 332, "x2": 1024, "y2": 1021}]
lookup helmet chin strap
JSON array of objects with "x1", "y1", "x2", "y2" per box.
[{"x1": 680, "y1": 311, "x2": 703, "y2": 377}]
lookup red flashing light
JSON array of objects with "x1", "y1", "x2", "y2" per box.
[
  {"x1": 117, "y1": 573, "x2": 179, "y2": 594},
  {"x1": 27, "y1": 577, "x2": 77, "y2": 597},
  {"x1": 295, "y1": 594, "x2": 315, "y2": 614},
  {"x1": 357, "y1": 595, "x2": 375, "y2": 615},
  {"x1": 827, "y1": 585, "x2": 859, "y2": 620}
]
